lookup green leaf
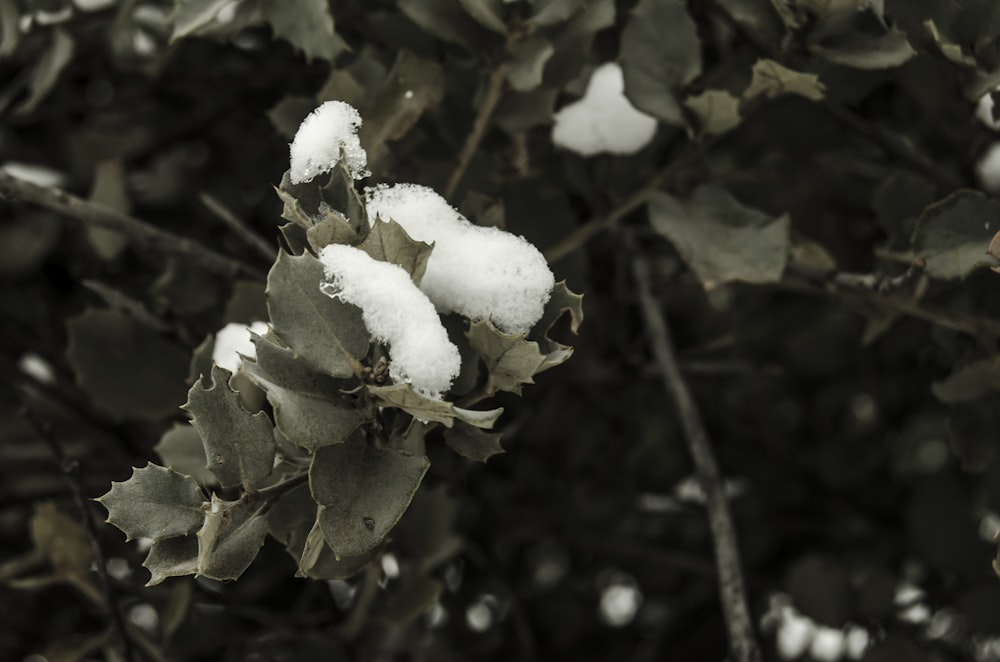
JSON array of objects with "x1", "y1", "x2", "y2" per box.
[
  {"x1": 267, "y1": 484, "x2": 378, "y2": 579},
  {"x1": 368, "y1": 383, "x2": 503, "y2": 429},
  {"x1": 932, "y1": 357, "x2": 1000, "y2": 403},
  {"x1": 280, "y1": 221, "x2": 311, "y2": 256},
  {"x1": 267, "y1": 250, "x2": 369, "y2": 378},
  {"x1": 0, "y1": 0, "x2": 21, "y2": 58},
  {"x1": 98, "y1": 463, "x2": 205, "y2": 542},
  {"x1": 715, "y1": 0, "x2": 785, "y2": 45},
  {"x1": 357, "y1": 219, "x2": 433, "y2": 284},
  {"x1": 306, "y1": 208, "x2": 359, "y2": 252},
  {"x1": 195, "y1": 495, "x2": 269, "y2": 582},
  {"x1": 540, "y1": 0, "x2": 614, "y2": 85},
  {"x1": 382, "y1": 575, "x2": 444, "y2": 626},
  {"x1": 684, "y1": 89, "x2": 743, "y2": 137},
  {"x1": 31, "y1": 503, "x2": 94, "y2": 580},
  {"x1": 528, "y1": 281, "x2": 584, "y2": 371},
  {"x1": 242, "y1": 334, "x2": 363, "y2": 451},
  {"x1": 459, "y1": 0, "x2": 507, "y2": 32},
  {"x1": 620, "y1": 0, "x2": 701, "y2": 126},
  {"x1": 15, "y1": 27, "x2": 74, "y2": 115},
  {"x1": 399, "y1": 0, "x2": 500, "y2": 52},
  {"x1": 444, "y1": 421, "x2": 505, "y2": 462},
  {"x1": 260, "y1": 0, "x2": 346, "y2": 63},
  {"x1": 811, "y1": 26, "x2": 916, "y2": 69},
  {"x1": 267, "y1": 95, "x2": 315, "y2": 140},
  {"x1": 310, "y1": 434, "x2": 429, "y2": 558},
  {"x1": 359, "y1": 50, "x2": 445, "y2": 175},
  {"x1": 170, "y1": 0, "x2": 234, "y2": 41},
  {"x1": 143, "y1": 536, "x2": 199, "y2": 586},
  {"x1": 528, "y1": 0, "x2": 585, "y2": 26},
  {"x1": 495, "y1": 88, "x2": 559, "y2": 131},
  {"x1": 184, "y1": 365, "x2": 276, "y2": 490},
  {"x1": 874, "y1": 173, "x2": 935, "y2": 251},
  {"x1": 924, "y1": 19, "x2": 975, "y2": 67},
  {"x1": 912, "y1": 190, "x2": 1000, "y2": 280},
  {"x1": 506, "y1": 35, "x2": 555, "y2": 92},
  {"x1": 648, "y1": 185, "x2": 791, "y2": 289},
  {"x1": 320, "y1": 163, "x2": 369, "y2": 232},
  {"x1": 744, "y1": 59, "x2": 825, "y2": 103},
  {"x1": 275, "y1": 185, "x2": 317, "y2": 229},
  {"x1": 154, "y1": 423, "x2": 217, "y2": 485},
  {"x1": 466, "y1": 320, "x2": 547, "y2": 394},
  {"x1": 66, "y1": 308, "x2": 190, "y2": 422}
]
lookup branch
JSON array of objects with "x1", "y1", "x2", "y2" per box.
[
  {"x1": 0, "y1": 171, "x2": 263, "y2": 279},
  {"x1": 630, "y1": 252, "x2": 762, "y2": 662},
  {"x1": 339, "y1": 561, "x2": 382, "y2": 641},
  {"x1": 199, "y1": 192, "x2": 276, "y2": 263},
  {"x1": 443, "y1": 63, "x2": 508, "y2": 200}
]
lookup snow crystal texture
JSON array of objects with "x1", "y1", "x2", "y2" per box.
[
  {"x1": 365, "y1": 183, "x2": 555, "y2": 335},
  {"x1": 289, "y1": 101, "x2": 369, "y2": 184},
  {"x1": 551, "y1": 62, "x2": 658, "y2": 157},
  {"x1": 318, "y1": 244, "x2": 461, "y2": 399}
]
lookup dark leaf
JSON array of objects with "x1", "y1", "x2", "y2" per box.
[
  {"x1": 912, "y1": 190, "x2": 1000, "y2": 279},
  {"x1": 260, "y1": 0, "x2": 346, "y2": 63},
  {"x1": 932, "y1": 356, "x2": 1000, "y2": 403},
  {"x1": 143, "y1": 535, "x2": 199, "y2": 587},
  {"x1": 466, "y1": 320, "x2": 546, "y2": 394},
  {"x1": 195, "y1": 495, "x2": 269, "y2": 582},
  {"x1": 98, "y1": 463, "x2": 205, "y2": 542},
  {"x1": 154, "y1": 423, "x2": 217, "y2": 485},
  {"x1": 357, "y1": 219, "x2": 433, "y2": 284},
  {"x1": 744, "y1": 58, "x2": 825, "y2": 102},
  {"x1": 444, "y1": 421, "x2": 505, "y2": 462}
]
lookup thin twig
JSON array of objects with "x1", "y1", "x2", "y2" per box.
[
  {"x1": 339, "y1": 561, "x2": 382, "y2": 641},
  {"x1": 19, "y1": 402, "x2": 137, "y2": 662},
  {"x1": 199, "y1": 192, "x2": 276, "y2": 263},
  {"x1": 787, "y1": 258, "x2": 926, "y2": 296},
  {"x1": 443, "y1": 63, "x2": 508, "y2": 200},
  {"x1": 630, "y1": 252, "x2": 762, "y2": 662},
  {"x1": 0, "y1": 170, "x2": 262, "y2": 279}
]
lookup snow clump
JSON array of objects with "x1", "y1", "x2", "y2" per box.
[
  {"x1": 551, "y1": 62, "x2": 658, "y2": 157},
  {"x1": 213, "y1": 321, "x2": 269, "y2": 373},
  {"x1": 289, "y1": 101, "x2": 369, "y2": 184},
  {"x1": 318, "y1": 244, "x2": 461, "y2": 399},
  {"x1": 365, "y1": 183, "x2": 555, "y2": 335}
]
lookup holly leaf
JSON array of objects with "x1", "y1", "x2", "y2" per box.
[
  {"x1": 399, "y1": 0, "x2": 500, "y2": 52},
  {"x1": 267, "y1": 484, "x2": 379, "y2": 579},
  {"x1": 620, "y1": 0, "x2": 701, "y2": 126},
  {"x1": 685, "y1": 89, "x2": 742, "y2": 137},
  {"x1": 184, "y1": 365, "x2": 276, "y2": 490},
  {"x1": 506, "y1": 35, "x2": 555, "y2": 92},
  {"x1": 274, "y1": 185, "x2": 316, "y2": 229},
  {"x1": 266, "y1": 250, "x2": 369, "y2": 379},
  {"x1": 932, "y1": 356, "x2": 1000, "y2": 403},
  {"x1": 811, "y1": 26, "x2": 916, "y2": 70},
  {"x1": 98, "y1": 463, "x2": 205, "y2": 542},
  {"x1": 170, "y1": 0, "x2": 234, "y2": 41},
  {"x1": 195, "y1": 495, "x2": 269, "y2": 582},
  {"x1": 648, "y1": 185, "x2": 791, "y2": 289},
  {"x1": 154, "y1": 423, "x2": 217, "y2": 485},
  {"x1": 912, "y1": 190, "x2": 1000, "y2": 280},
  {"x1": 357, "y1": 219, "x2": 433, "y2": 284},
  {"x1": 66, "y1": 308, "x2": 190, "y2": 422},
  {"x1": 368, "y1": 383, "x2": 502, "y2": 429},
  {"x1": 444, "y1": 421, "x2": 505, "y2": 462},
  {"x1": 306, "y1": 207, "x2": 359, "y2": 252},
  {"x1": 260, "y1": 0, "x2": 346, "y2": 63},
  {"x1": 242, "y1": 334, "x2": 363, "y2": 451},
  {"x1": 310, "y1": 434, "x2": 429, "y2": 558},
  {"x1": 466, "y1": 320, "x2": 547, "y2": 394},
  {"x1": 528, "y1": 281, "x2": 584, "y2": 372},
  {"x1": 744, "y1": 59, "x2": 825, "y2": 103},
  {"x1": 143, "y1": 536, "x2": 199, "y2": 586},
  {"x1": 15, "y1": 27, "x2": 74, "y2": 115}
]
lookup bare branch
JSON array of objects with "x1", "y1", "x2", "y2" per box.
[
  {"x1": 444, "y1": 63, "x2": 508, "y2": 200},
  {"x1": 630, "y1": 252, "x2": 762, "y2": 662}
]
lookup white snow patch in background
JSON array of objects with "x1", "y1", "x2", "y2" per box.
[
  {"x1": 289, "y1": 101, "x2": 369, "y2": 184},
  {"x1": 977, "y1": 88, "x2": 1000, "y2": 131},
  {"x1": 976, "y1": 142, "x2": 1000, "y2": 194},
  {"x1": 318, "y1": 244, "x2": 461, "y2": 398},
  {"x1": 775, "y1": 606, "x2": 815, "y2": 659},
  {"x1": 552, "y1": 62, "x2": 658, "y2": 157},
  {"x1": 72, "y1": 0, "x2": 118, "y2": 11},
  {"x1": 19, "y1": 353, "x2": 55, "y2": 384},
  {"x1": 213, "y1": 321, "x2": 268, "y2": 373},
  {"x1": 365, "y1": 183, "x2": 554, "y2": 334},
  {"x1": 810, "y1": 626, "x2": 847, "y2": 662},
  {"x1": 2, "y1": 162, "x2": 66, "y2": 188}
]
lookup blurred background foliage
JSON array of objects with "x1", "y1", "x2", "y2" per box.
[{"x1": 4, "y1": 0, "x2": 1000, "y2": 660}]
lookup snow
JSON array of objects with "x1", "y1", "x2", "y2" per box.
[
  {"x1": 977, "y1": 89, "x2": 1000, "y2": 131},
  {"x1": 2, "y1": 162, "x2": 66, "y2": 188},
  {"x1": 775, "y1": 606, "x2": 814, "y2": 659},
  {"x1": 810, "y1": 626, "x2": 846, "y2": 662},
  {"x1": 318, "y1": 244, "x2": 461, "y2": 398},
  {"x1": 289, "y1": 101, "x2": 369, "y2": 184},
  {"x1": 365, "y1": 183, "x2": 555, "y2": 334},
  {"x1": 976, "y1": 141, "x2": 1000, "y2": 194},
  {"x1": 552, "y1": 62, "x2": 658, "y2": 156},
  {"x1": 213, "y1": 321, "x2": 269, "y2": 373}
]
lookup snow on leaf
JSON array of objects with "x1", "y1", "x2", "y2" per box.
[
  {"x1": 97, "y1": 463, "x2": 205, "y2": 542},
  {"x1": 466, "y1": 320, "x2": 547, "y2": 395},
  {"x1": 289, "y1": 101, "x2": 368, "y2": 184},
  {"x1": 195, "y1": 494, "x2": 269, "y2": 582},
  {"x1": 310, "y1": 434, "x2": 429, "y2": 558},
  {"x1": 444, "y1": 421, "x2": 505, "y2": 462},
  {"x1": 266, "y1": 250, "x2": 369, "y2": 379},
  {"x1": 184, "y1": 365, "x2": 276, "y2": 490},
  {"x1": 912, "y1": 190, "x2": 1000, "y2": 280},
  {"x1": 357, "y1": 219, "x2": 434, "y2": 284},
  {"x1": 319, "y1": 244, "x2": 460, "y2": 398},
  {"x1": 744, "y1": 59, "x2": 825, "y2": 103},
  {"x1": 648, "y1": 186, "x2": 790, "y2": 289}
]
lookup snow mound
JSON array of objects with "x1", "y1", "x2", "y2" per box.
[
  {"x1": 365, "y1": 183, "x2": 555, "y2": 334},
  {"x1": 213, "y1": 321, "x2": 269, "y2": 373},
  {"x1": 318, "y1": 244, "x2": 461, "y2": 399},
  {"x1": 289, "y1": 101, "x2": 369, "y2": 184},
  {"x1": 552, "y1": 62, "x2": 658, "y2": 157}
]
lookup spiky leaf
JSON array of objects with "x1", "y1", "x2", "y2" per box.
[
  {"x1": 444, "y1": 421, "x2": 505, "y2": 462},
  {"x1": 368, "y1": 383, "x2": 502, "y2": 428},
  {"x1": 154, "y1": 423, "x2": 216, "y2": 485},
  {"x1": 744, "y1": 59, "x2": 825, "y2": 102},
  {"x1": 357, "y1": 219, "x2": 433, "y2": 283},
  {"x1": 143, "y1": 536, "x2": 199, "y2": 586},
  {"x1": 195, "y1": 495, "x2": 269, "y2": 582},
  {"x1": 184, "y1": 365, "x2": 276, "y2": 489},
  {"x1": 310, "y1": 434, "x2": 429, "y2": 558},
  {"x1": 912, "y1": 190, "x2": 1000, "y2": 280},
  {"x1": 466, "y1": 320, "x2": 546, "y2": 394},
  {"x1": 98, "y1": 463, "x2": 205, "y2": 542},
  {"x1": 260, "y1": 0, "x2": 345, "y2": 63}
]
